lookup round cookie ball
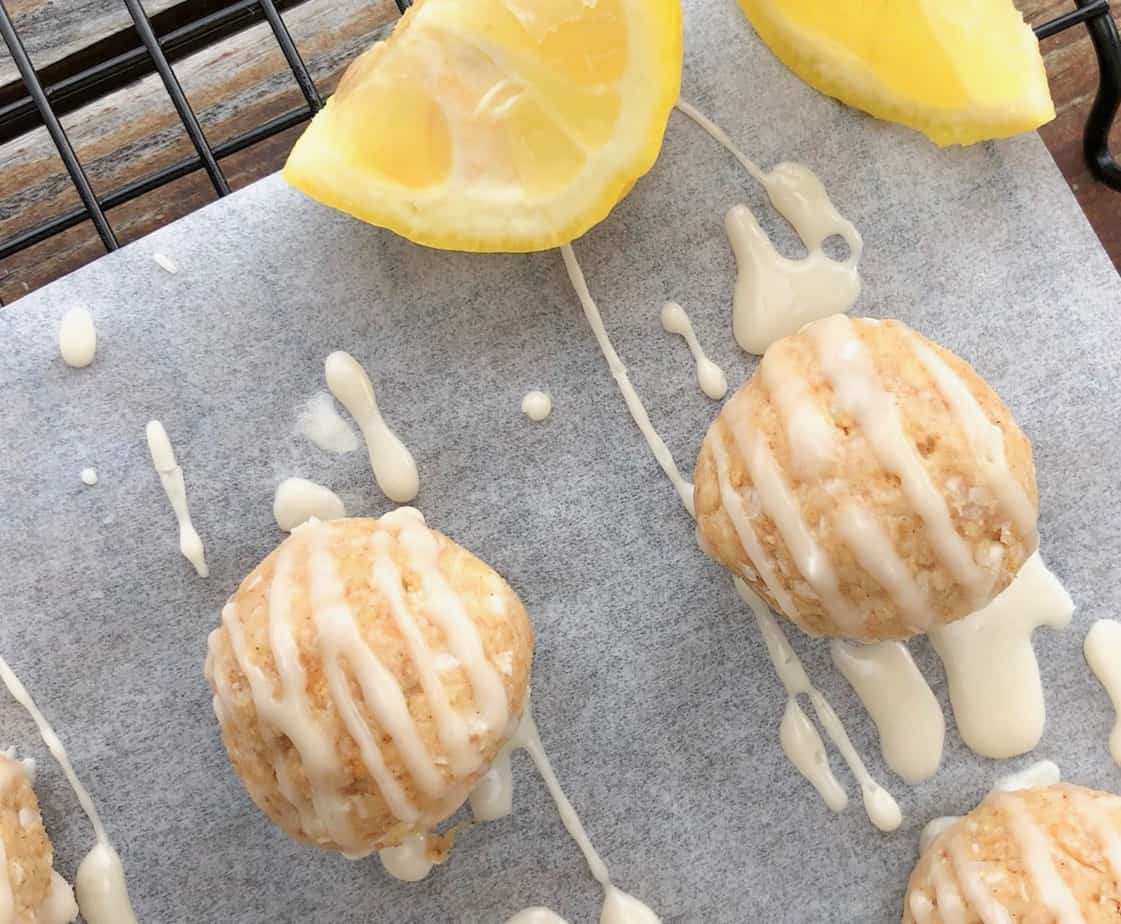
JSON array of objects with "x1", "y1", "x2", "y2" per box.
[
  {"x1": 205, "y1": 509, "x2": 533, "y2": 856},
  {"x1": 0, "y1": 753, "x2": 77, "y2": 924},
  {"x1": 904, "y1": 783, "x2": 1121, "y2": 922},
  {"x1": 694, "y1": 314, "x2": 1038, "y2": 641}
]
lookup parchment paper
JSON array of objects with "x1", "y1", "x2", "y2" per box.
[{"x1": 2, "y1": 2, "x2": 1121, "y2": 921}]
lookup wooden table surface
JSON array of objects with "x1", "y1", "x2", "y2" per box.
[{"x1": 0, "y1": 0, "x2": 1118, "y2": 305}]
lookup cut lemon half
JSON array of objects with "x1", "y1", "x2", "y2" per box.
[
  {"x1": 735, "y1": 0, "x2": 1055, "y2": 146},
  {"x1": 284, "y1": 0, "x2": 683, "y2": 252}
]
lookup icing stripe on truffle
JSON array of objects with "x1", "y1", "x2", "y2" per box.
[
  {"x1": 709, "y1": 427, "x2": 800, "y2": 622},
  {"x1": 806, "y1": 315, "x2": 989, "y2": 603},
  {"x1": 904, "y1": 332, "x2": 1038, "y2": 548},
  {"x1": 727, "y1": 417, "x2": 863, "y2": 637},
  {"x1": 995, "y1": 792, "x2": 1084, "y2": 923}
]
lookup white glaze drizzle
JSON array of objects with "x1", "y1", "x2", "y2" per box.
[
  {"x1": 778, "y1": 699, "x2": 846, "y2": 812},
  {"x1": 509, "y1": 701, "x2": 661, "y2": 923},
  {"x1": 756, "y1": 346, "x2": 838, "y2": 478},
  {"x1": 521, "y1": 391, "x2": 553, "y2": 421},
  {"x1": 145, "y1": 420, "x2": 209, "y2": 577},
  {"x1": 325, "y1": 351, "x2": 418, "y2": 503},
  {"x1": 829, "y1": 640, "x2": 944, "y2": 784},
  {"x1": 468, "y1": 750, "x2": 513, "y2": 822},
  {"x1": 806, "y1": 315, "x2": 987, "y2": 601},
  {"x1": 151, "y1": 253, "x2": 178, "y2": 274},
  {"x1": 736, "y1": 581, "x2": 900, "y2": 831},
  {"x1": 378, "y1": 833, "x2": 433, "y2": 882},
  {"x1": 929, "y1": 552, "x2": 1072, "y2": 759},
  {"x1": 58, "y1": 307, "x2": 96, "y2": 369},
  {"x1": 674, "y1": 100, "x2": 863, "y2": 355},
  {"x1": 832, "y1": 504, "x2": 931, "y2": 632},
  {"x1": 272, "y1": 477, "x2": 346, "y2": 531},
  {"x1": 727, "y1": 417, "x2": 862, "y2": 636},
  {"x1": 724, "y1": 202, "x2": 861, "y2": 356},
  {"x1": 660, "y1": 302, "x2": 727, "y2": 400},
  {"x1": 560, "y1": 244, "x2": 694, "y2": 516},
  {"x1": 903, "y1": 331, "x2": 1038, "y2": 546},
  {"x1": 708, "y1": 430, "x2": 799, "y2": 622},
  {"x1": 993, "y1": 792, "x2": 1083, "y2": 924},
  {"x1": 755, "y1": 340, "x2": 932, "y2": 633},
  {"x1": 1084, "y1": 619, "x2": 1121, "y2": 766},
  {"x1": 80, "y1": 468, "x2": 98, "y2": 487},
  {"x1": 297, "y1": 392, "x2": 360, "y2": 455},
  {"x1": 0, "y1": 659, "x2": 137, "y2": 924},
  {"x1": 506, "y1": 909, "x2": 568, "y2": 924}
]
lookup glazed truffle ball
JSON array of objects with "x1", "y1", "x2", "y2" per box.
[
  {"x1": 0, "y1": 754, "x2": 77, "y2": 924},
  {"x1": 694, "y1": 315, "x2": 1038, "y2": 641},
  {"x1": 205, "y1": 509, "x2": 533, "y2": 856},
  {"x1": 904, "y1": 784, "x2": 1121, "y2": 923}
]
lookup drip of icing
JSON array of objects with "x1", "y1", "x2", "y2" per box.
[
  {"x1": 297, "y1": 392, "x2": 360, "y2": 455},
  {"x1": 929, "y1": 552, "x2": 1072, "y2": 759},
  {"x1": 272, "y1": 477, "x2": 346, "y2": 531},
  {"x1": 561, "y1": 245, "x2": 694, "y2": 516},
  {"x1": 903, "y1": 331, "x2": 1038, "y2": 546},
  {"x1": 145, "y1": 420, "x2": 208, "y2": 577},
  {"x1": 58, "y1": 307, "x2": 96, "y2": 368},
  {"x1": 521, "y1": 391, "x2": 553, "y2": 422},
  {"x1": 379, "y1": 833, "x2": 434, "y2": 882},
  {"x1": 80, "y1": 468, "x2": 98, "y2": 486},
  {"x1": 779, "y1": 699, "x2": 847, "y2": 812},
  {"x1": 724, "y1": 202, "x2": 861, "y2": 356},
  {"x1": 469, "y1": 750, "x2": 513, "y2": 821},
  {"x1": 325, "y1": 351, "x2": 418, "y2": 503},
  {"x1": 152, "y1": 253, "x2": 178, "y2": 274},
  {"x1": 994, "y1": 759, "x2": 1061, "y2": 793},
  {"x1": 75, "y1": 844, "x2": 135, "y2": 924},
  {"x1": 829, "y1": 640, "x2": 944, "y2": 784},
  {"x1": 736, "y1": 581, "x2": 901, "y2": 831},
  {"x1": 507, "y1": 909, "x2": 568, "y2": 924},
  {"x1": 41, "y1": 870, "x2": 79, "y2": 924},
  {"x1": 660, "y1": 302, "x2": 727, "y2": 400},
  {"x1": 1084, "y1": 619, "x2": 1121, "y2": 766},
  {"x1": 0, "y1": 659, "x2": 137, "y2": 924},
  {"x1": 673, "y1": 100, "x2": 863, "y2": 355},
  {"x1": 510, "y1": 701, "x2": 661, "y2": 922},
  {"x1": 806, "y1": 315, "x2": 988, "y2": 601}
]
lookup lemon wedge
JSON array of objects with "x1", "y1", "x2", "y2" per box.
[
  {"x1": 735, "y1": 0, "x2": 1055, "y2": 146},
  {"x1": 284, "y1": 0, "x2": 682, "y2": 252}
]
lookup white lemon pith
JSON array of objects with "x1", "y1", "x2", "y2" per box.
[
  {"x1": 736, "y1": 0, "x2": 1055, "y2": 146},
  {"x1": 284, "y1": 0, "x2": 683, "y2": 252}
]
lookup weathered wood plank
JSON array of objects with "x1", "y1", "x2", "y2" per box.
[
  {"x1": 0, "y1": 0, "x2": 397, "y2": 303},
  {"x1": 0, "y1": 0, "x2": 179, "y2": 85}
]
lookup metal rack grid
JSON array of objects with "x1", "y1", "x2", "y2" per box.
[{"x1": 0, "y1": 0, "x2": 1117, "y2": 284}]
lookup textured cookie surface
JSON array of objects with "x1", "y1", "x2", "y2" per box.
[
  {"x1": 0, "y1": 754, "x2": 75, "y2": 924},
  {"x1": 904, "y1": 784, "x2": 1121, "y2": 923},
  {"x1": 206, "y1": 510, "x2": 533, "y2": 854},
  {"x1": 695, "y1": 315, "x2": 1038, "y2": 641}
]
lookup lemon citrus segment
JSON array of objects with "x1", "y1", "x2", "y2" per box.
[
  {"x1": 284, "y1": 0, "x2": 683, "y2": 252},
  {"x1": 735, "y1": 0, "x2": 1055, "y2": 146}
]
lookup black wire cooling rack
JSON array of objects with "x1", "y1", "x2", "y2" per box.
[{"x1": 0, "y1": 0, "x2": 1118, "y2": 287}]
